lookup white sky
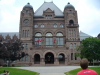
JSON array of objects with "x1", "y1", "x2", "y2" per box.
[{"x1": 0, "y1": 0, "x2": 100, "y2": 37}]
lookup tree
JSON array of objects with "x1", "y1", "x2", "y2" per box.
[
  {"x1": 77, "y1": 37, "x2": 100, "y2": 63},
  {"x1": 0, "y1": 40, "x2": 25, "y2": 66}
]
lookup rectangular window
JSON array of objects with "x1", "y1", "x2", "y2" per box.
[
  {"x1": 75, "y1": 53, "x2": 77, "y2": 60},
  {"x1": 25, "y1": 55, "x2": 28, "y2": 61},
  {"x1": 57, "y1": 38, "x2": 64, "y2": 45},
  {"x1": 46, "y1": 38, "x2": 53, "y2": 45},
  {"x1": 71, "y1": 53, "x2": 73, "y2": 60},
  {"x1": 35, "y1": 38, "x2": 42, "y2": 45}
]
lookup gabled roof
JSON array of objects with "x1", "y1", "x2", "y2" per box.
[
  {"x1": 0, "y1": 32, "x2": 19, "y2": 39},
  {"x1": 34, "y1": 2, "x2": 64, "y2": 17},
  {"x1": 79, "y1": 31, "x2": 92, "y2": 41}
]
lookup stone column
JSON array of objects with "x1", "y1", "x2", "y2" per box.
[
  {"x1": 65, "y1": 58, "x2": 67, "y2": 65},
  {"x1": 54, "y1": 58, "x2": 59, "y2": 65},
  {"x1": 40, "y1": 58, "x2": 45, "y2": 65}
]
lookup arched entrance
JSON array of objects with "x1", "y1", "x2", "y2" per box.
[
  {"x1": 45, "y1": 52, "x2": 54, "y2": 64},
  {"x1": 34, "y1": 54, "x2": 40, "y2": 64},
  {"x1": 58, "y1": 53, "x2": 65, "y2": 64}
]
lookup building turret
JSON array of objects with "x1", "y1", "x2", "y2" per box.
[{"x1": 19, "y1": 3, "x2": 34, "y2": 50}]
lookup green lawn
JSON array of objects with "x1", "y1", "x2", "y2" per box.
[
  {"x1": 65, "y1": 67, "x2": 100, "y2": 75},
  {"x1": 0, "y1": 67, "x2": 39, "y2": 75}
]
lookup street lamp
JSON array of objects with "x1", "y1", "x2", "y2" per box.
[{"x1": 7, "y1": 60, "x2": 9, "y2": 67}]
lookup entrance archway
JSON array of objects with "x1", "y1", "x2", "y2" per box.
[
  {"x1": 34, "y1": 54, "x2": 40, "y2": 64},
  {"x1": 45, "y1": 52, "x2": 54, "y2": 64},
  {"x1": 58, "y1": 53, "x2": 65, "y2": 64}
]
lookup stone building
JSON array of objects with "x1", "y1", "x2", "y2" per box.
[
  {"x1": 0, "y1": 2, "x2": 92, "y2": 66},
  {"x1": 97, "y1": 33, "x2": 100, "y2": 39},
  {"x1": 18, "y1": 2, "x2": 80, "y2": 66}
]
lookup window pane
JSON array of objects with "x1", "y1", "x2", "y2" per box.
[
  {"x1": 35, "y1": 38, "x2": 42, "y2": 45},
  {"x1": 46, "y1": 33, "x2": 52, "y2": 36},
  {"x1": 60, "y1": 24, "x2": 64, "y2": 28},
  {"x1": 34, "y1": 24, "x2": 38, "y2": 28},
  {"x1": 35, "y1": 33, "x2": 42, "y2": 36},
  {"x1": 56, "y1": 33, "x2": 63, "y2": 36},
  {"x1": 57, "y1": 38, "x2": 64, "y2": 45},
  {"x1": 46, "y1": 38, "x2": 53, "y2": 45},
  {"x1": 53, "y1": 24, "x2": 57, "y2": 28},
  {"x1": 50, "y1": 38, "x2": 53, "y2": 45}
]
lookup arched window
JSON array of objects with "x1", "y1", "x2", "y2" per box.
[
  {"x1": 60, "y1": 24, "x2": 64, "y2": 28},
  {"x1": 74, "y1": 43, "x2": 76, "y2": 49},
  {"x1": 26, "y1": 10, "x2": 29, "y2": 14},
  {"x1": 56, "y1": 33, "x2": 63, "y2": 36},
  {"x1": 25, "y1": 54, "x2": 28, "y2": 61},
  {"x1": 56, "y1": 33, "x2": 64, "y2": 45},
  {"x1": 53, "y1": 24, "x2": 57, "y2": 28},
  {"x1": 34, "y1": 24, "x2": 38, "y2": 28},
  {"x1": 46, "y1": 33, "x2": 53, "y2": 46},
  {"x1": 27, "y1": 30, "x2": 29, "y2": 37},
  {"x1": 46, "y1": 33, "x2": 52, "y2": 36},
  {"x1": 41, "y1": 24, "x2": 44, "y2": 28},
  {"x1": 25, "y1": 30, "x2": 27, "y2": 37},
  {"x1": 22, "y1": 30, "x2": 24, "y2": 37},
  {"x1": 71, "y1": 53, "x2": 73, "y2": 60},
  {"x1": 35, "y1": 33, "x2": 42, "y2": 36},
  {"x1": 35, "y1": 33, "x2": 42, "y2": 45},
  {"x1": 25, "y1": 44, "x2": 28, "y2": 50},
  {"x1": 69, "y1": 10, "x2": 72, "y2": 13},
  {"x1": 69, "y1": 20, "x2": 74, "y2": 25},
  {"x1": 70, "y1": 43, "x2": 73, "y2": 49}
]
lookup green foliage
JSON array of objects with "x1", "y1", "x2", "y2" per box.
[
  {"x1": 0, "y1": 40, "x2": 25, "y2": 61},
  {"x1": 0, "y1": 68, "x2": 39, "y2": 75},
  {"x1": 77, "y1": 37, "x2": 100, "y2": 62},
  {"x1": 65, "y1": 67, "x2": 100, "y2": 75}
]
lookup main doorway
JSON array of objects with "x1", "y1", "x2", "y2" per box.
[{"x1": 45, "y1": 52, "x2": 54, "y2": 64}]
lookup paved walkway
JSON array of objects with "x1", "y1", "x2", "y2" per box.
[{"x1": 15, "y1": 66, "x2": 80, "y2": 75}]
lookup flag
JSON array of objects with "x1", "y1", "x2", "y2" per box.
[
  {"x1": 41, "y1": 39, "x2": 44, "y2": 44},
  {"x1": 54, "y1": 39, "x2": 56, "y2": 44},
  {"x1": 54, "y1": 38, "x2": 58, "y2": 45},
  {"x1": 35, "y1": 39, "x2": 42, "y2": 42}
]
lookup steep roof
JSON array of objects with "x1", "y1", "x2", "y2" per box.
[
  {"x1": 34, "y1": 2, "x2": 64, "y2": 17},
  {"x1": 79, "y1": 31, "x2": 92, "y2": 41},
  {"x1": 0, "y1": 32, "x2": 19, "y2": 39}
]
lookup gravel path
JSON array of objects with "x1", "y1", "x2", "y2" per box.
[{"x1": 15, "y1": 66, "x2": 80, "y2": 75}]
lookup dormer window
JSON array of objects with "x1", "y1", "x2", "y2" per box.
[
  {"x1": 46, "y1": 15, "x2": 52, "y2": 19},
  {"x1": 26, "y1": 10, "x2": 29, "y2": 14},
  {"x1": 69, "y1": 10, "x2": 72, "y2": 13}
]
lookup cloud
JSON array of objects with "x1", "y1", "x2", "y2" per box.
[
  {"x1": 0, "y1": 0, "x2": 99, "y2": 37},
  {"x1": 74, "y1": 0, "x2": 100, "y2": 37},
  {"x1": 86, "y1": 0, "x2": 100, "y2": 10},
  {"x1": 0, "y1": 0, "x2": 22, "y2": 32}
]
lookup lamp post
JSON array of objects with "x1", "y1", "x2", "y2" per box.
[{"x1": 7, "y1": 60, "x2": 9, "y2": 67}]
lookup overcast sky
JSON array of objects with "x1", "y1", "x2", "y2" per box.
[{"x1": 0, "y1": 0, "x2": 100, "y2": 37}]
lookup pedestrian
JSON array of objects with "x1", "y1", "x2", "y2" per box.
[{"x1": 77, "y1": 58, "x2": 98, "y2": 75}]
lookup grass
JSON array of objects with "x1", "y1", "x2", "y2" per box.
[
  {"x1": 65, "y1": 67, "x2": 100, "y2": 75},
  {"x1": 0, "y1": 67, "x2": 39, "y2": 75}
]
